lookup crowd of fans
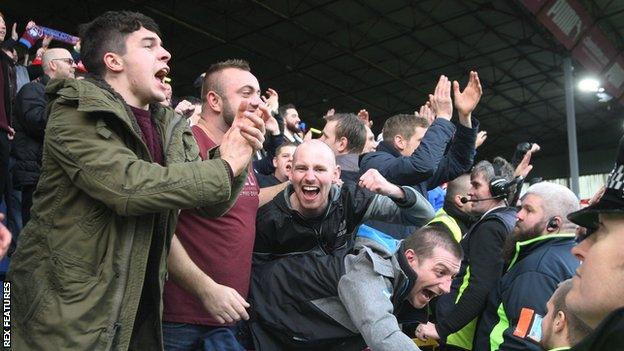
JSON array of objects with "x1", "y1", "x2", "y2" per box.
[{"x1": 0, "y1": 8, "x2": 622, "y2": 351}]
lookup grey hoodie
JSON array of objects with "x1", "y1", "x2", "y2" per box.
[{"x1": 312, "y1": 225, "x2": 422, "y2": 351}]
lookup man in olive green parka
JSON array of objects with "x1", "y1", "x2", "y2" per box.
[{"x1": 7, "y1": 11, "x2": 267, "y2": 350}]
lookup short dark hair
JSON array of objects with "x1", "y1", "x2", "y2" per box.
[
  {"x1": 201, "y1": 59, "x2": 251, "y2": 101},
  {"x1": 382, "y1": 114, "x2": 429, "y2": 141},
  {"x1": 403, "y1": 226, "x2": 463, "y2": 261},
  {"x1": 325, "y1": 113, "x2": 366, "y2": 154},
  {"x1": 445, "y1": 174, "x2": 471, "y2": 203},
  {"x1": 278, "y1": 103, "x2": 297, "y2": 118},
  {"x1": 275, "y1": 141, "x2": 297, "y2": 155},
  {"x1": 471, "y1": 157, "x2": 515, "y2": 202},
  {"x1": 551, "y1": 279, "x2": 592, "y2": 345},
  {"x1": 471, "y1": 157, "x2": 514, "y2": 184},
  {"x1": 79, "y1": 11, "x2": 161, "y2": 77}
]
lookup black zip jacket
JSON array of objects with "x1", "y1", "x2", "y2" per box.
[
  {"x1": 253, "y1": 182, "x2": 433, "y2": 256},
  {"x1": 474, "y1": 234, "x2": 579, "y2": 351},
  {"x1": 13, "y1": 75, "x2": 50, "y2": 188},
  {"x1": 435, "y1": 206, "x2": 518, "y2": 348}
]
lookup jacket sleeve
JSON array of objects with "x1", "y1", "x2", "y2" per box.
[
  {"x1": 360, "y1": 119, "x2": 456, "y2": 186},
  {"x1": 253, "y1": 133, "x2": 283, "y2": 176},
  {"x1": 436, "y1": 220, "x2": 507, "y2": 338},
  {"x1": 252, "y1": 156, "x2": 273, "y2": 176},
  {"x1": 15, "y1": 83, "x2": 47, "y2": 139},
  {"x1": 496, "y1": 272, "x2": 559, "y2": 351},
  {"x1": 426, "y1": 118, "x2": 479, "y2": 190},
  {"x1": 253, "y1": 202, "x2": 280, "y2": 254},
  {"x1": 338, "y1": 251, "x2": 420, "y2": 351},
  {"x1": 361, "y1": 186, "x2": 435, "y2": 228},
  {"x1": 44, "y1": 101, "x2": 239, "y2": 216}
]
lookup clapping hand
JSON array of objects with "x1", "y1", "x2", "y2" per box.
[{"x1": 453, "y1": 71, "x2": 482, "y2": 127}]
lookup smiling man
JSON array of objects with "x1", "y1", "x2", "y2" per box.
[
  {"x1": 251, "y1": 225, "x2": 462, "y2": 350},
  {"x1": 253, "y1": 140, "x2": 435, "y2": 256},
  {"x1": 7, "y1": 11, "x2": 265, "y2": 351},
  {"x1": 279, "y1": 103, "x2": 303, "y2": 144}
]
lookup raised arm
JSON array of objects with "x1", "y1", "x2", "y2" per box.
[{"x1": 358, "y1": 169, "x2": 435, "y2": 227}]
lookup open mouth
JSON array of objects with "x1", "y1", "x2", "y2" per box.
[
  {"x1": 301, "y1": 185, "x2": 320, "y2": 200},
  {"x1": 154, "y1": 67, "x2": 170, "y2": 85},
  {"x1": 421, "y1": 288, "x2": 437, "y2": 301}
]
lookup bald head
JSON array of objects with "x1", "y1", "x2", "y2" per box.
[
  {"x1": 42, "y1": 48, "x2": 76, "y2": 79},
  {"x1": 446, "y1": 174, "x2": 471, "y2": 200},
  {"x1": 292, "y1": 140, "x2": 337, "y2": 168},
  {"x1": 289, "y1": 140, "x2": 340, "y2": 218}
]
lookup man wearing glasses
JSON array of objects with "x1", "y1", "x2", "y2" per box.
[{"x1": 13, "y1": 48, "x2": 77, "y2": 227}]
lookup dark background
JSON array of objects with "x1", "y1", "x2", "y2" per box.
[{"x1": 3, "y1": 0, "x2": 623, "y2": 179}]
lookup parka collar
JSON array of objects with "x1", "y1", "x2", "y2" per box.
[{"x1": 507, "y1": 233, "x2": 576, "y2": 270}]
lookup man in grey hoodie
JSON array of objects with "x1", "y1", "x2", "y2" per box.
[{"x1": 250, "y1": 225, "x2": 462, "y2": 351}]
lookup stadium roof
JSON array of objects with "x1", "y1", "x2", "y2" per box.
[{"x1": 4, "y1": 0, "x2": 624, "y2": 178}]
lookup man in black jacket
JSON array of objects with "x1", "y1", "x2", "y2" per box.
[
  {"x1": 474, "y1": 182, "x2": 581, "y2": 351},
  {"x1": 416, "y1": 157, "x2": 521, "y2": 350},
  {"x1": 13, "y1": 48, "x2": 76, "y2": 224},
  {"x1": 253, "y1": 140, "x2": 434, "y2": 257},
  {"x1": 0, "y1": 12, "x2": 16, "y2": 213},
  {"x1": 251, "y1": 225, "x2": 462, "y2": 351},
  {"x1": 360, "y1": 73, "x2": 481, "y2": 238}
]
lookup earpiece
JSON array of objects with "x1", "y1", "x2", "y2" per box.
[{"x1": 546, "y1": 217, "x2": 559, "y2": 232}]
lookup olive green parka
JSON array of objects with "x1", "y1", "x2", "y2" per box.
[{"x1": 7, "y1": 78, "x2": 246, "y2": 350}]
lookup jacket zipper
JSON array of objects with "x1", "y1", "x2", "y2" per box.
[
  {"x1": 103, "y1": 108, "x2": 161, "y2": 348},
  {"x1": 107, "y1": 221, "x2": 135, "y2": 349},
  {"x1": 106, "y1": 111, "x2": 182, "y2": 347},
  {"x1": 313, "y1": 227, "x2": 327, "y2": 255}
]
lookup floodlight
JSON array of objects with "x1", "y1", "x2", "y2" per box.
[{"x1": 578, "y1": 78, "x2": 600, "y2": 92}]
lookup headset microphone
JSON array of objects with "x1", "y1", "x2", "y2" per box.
[
  {"x1": 461, "y1": 176, "x2": 525, "y2": 204},
  {"x1": 460, "y1": 196, "x2": 503, "y2": 204}
]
